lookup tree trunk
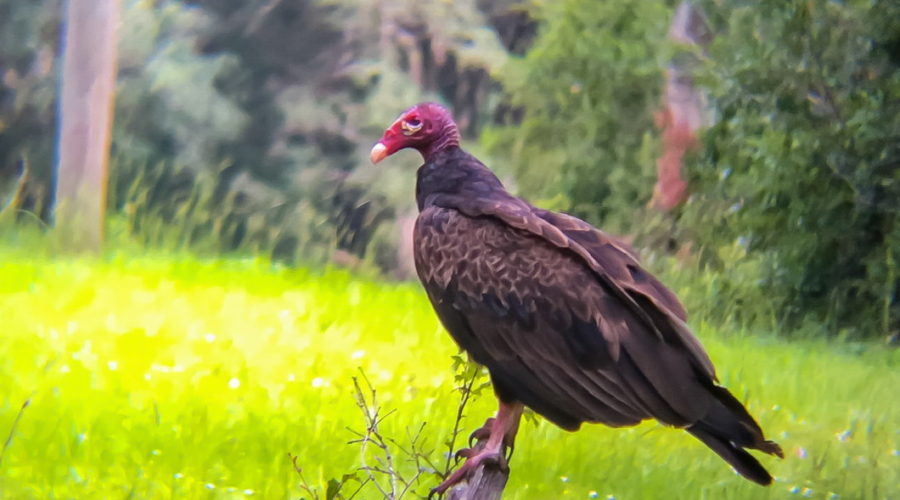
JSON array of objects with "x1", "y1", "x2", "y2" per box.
[
  {"x1": 446, "y1": 464, "x2": 509, "y2": 500},
  {"x1": 54, "y1": 0, "x2": 120, "y2": 251}
]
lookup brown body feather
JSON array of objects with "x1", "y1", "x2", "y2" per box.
[{"x1": 413, "y1": 146, "x2": 782, "y2": 485}]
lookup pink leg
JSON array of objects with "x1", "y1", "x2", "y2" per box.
[
  {"x1": 431, "y1": 401, "x2": 524, "y2": 497},
  {"x1": 483, "y1": 400, "x2": 523, "y2": 454}
]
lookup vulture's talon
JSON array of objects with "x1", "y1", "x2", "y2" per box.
[{"x1": 468, "y1": 418, "x2": 494, "y2": 446}]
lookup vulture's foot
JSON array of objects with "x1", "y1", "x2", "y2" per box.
[
  {"x1": 429, "y1": 447, "x2": 506, "y2": 497},
  {"x1": 467, "y1": 417, "x2": 516, "y2": 460},
  {"x1": 430, "y1": 403, "x2": 524, "y2": 497}
]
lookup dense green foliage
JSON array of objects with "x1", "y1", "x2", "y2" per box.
[
  {"x1": 0, "y1": 253, "x2": 897, "y2": 498},
  {"x1": 484, "y1": 0, "x2": 669, "y2": 231},
  {"x1": 0, "y1": 0, "x2": 60, "y2": 216},
  {"x1": 3, "y1": 0, "x2": 898, "y2": 337},
  {"x1": 680, "y1": 0, "x2": 900, "y2": 336},
  {"x1": 489, "y1": 0, "x2": 899, "y2": 337},
  {"x1": 2, "y1": 0, "x2": 516, "y2": 267},
  {"x1": 111, "y1": 0, "x2": 386, "y2": 262}
]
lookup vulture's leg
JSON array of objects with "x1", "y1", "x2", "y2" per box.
[{"x1": 431, "y1": 401, "x2": 524, "y2": 496}]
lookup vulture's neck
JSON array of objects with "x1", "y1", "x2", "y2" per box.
[
  {"x1": 415, "y1": 147, "x2": 508, "y2": 212},
  {"x1": 419, "y1": 127, "x2": 460, "y2": 161}
]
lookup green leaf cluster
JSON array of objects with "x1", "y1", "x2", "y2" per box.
[
  {"x1": 484, "y1": 0, "x2": 672, "y2": 232},
  {"x1": 679, "y1": 0, "x2": 900, "y2": 337}
]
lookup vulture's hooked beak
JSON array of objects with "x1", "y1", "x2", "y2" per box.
[{"x1": 370, "y1": 143, "x2": 388, "y2": 164}]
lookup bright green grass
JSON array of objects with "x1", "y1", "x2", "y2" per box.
[{"x1": 0, "y1": 251, "x2": 897, "y2": 499}]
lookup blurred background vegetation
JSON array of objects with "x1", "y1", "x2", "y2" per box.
[{"x1": 0, "y1": 0, "x2": 897, "y2": 340}]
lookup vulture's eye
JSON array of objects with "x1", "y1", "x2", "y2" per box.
[{"x1": 401, "y1": 118, "x2": 423, "y2": 135}]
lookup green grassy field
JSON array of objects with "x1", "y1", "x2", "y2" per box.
[{"x1": 0, "y1": 251, "x2": 897, "y2": 499}]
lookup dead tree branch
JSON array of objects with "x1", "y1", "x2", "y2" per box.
[{"x1": 443, "y1": 436, "x2": 510, "y2": 500}]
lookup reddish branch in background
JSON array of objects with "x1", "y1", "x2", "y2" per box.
[
  {"x1": 652, "y1": 106, "x2": 695, "y2": 211},
  {"x1": 650, "y1": 2, "x2": 712, "y2": 211}
]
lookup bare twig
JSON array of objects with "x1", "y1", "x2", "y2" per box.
[
  {"x1": 294, "y1": 362, "x2": 496, "y2": 500},
  {"x1": 351, "y1": 371, "x2": 399, "y2": 498},
  {"x1": 344, "y1": 476, "x2": 372, "y2": 500},
  {"x1": 386, "y1": 423, "x2": 431, "y2": 498},
  {"x1": 0, "y1": 398, "x2": 30, "y2": 469},
  {"x1": 441, "y1": 360, "x2": 483, "y2": 479},
  {"x1": 288, "y1": 453, "x2": 321, "y2": 500},
  {"x1": 425, "y1": 358, "x2": 512, "y2": 500}
]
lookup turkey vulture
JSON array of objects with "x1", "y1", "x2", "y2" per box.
[{"x1": 371, "y1": 103, "x2": 782, "y2": 493}]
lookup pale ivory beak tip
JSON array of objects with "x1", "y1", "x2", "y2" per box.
[{"x1": 370, "y1": 143, "x2": 388, "y2": 164}]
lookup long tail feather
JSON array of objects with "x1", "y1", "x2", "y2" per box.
[{"x1": 687, "y1": 385, "x2": 783, "y2": 485}]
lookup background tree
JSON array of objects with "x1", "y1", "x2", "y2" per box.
[
  {"x1": 55, "y1": 0, "x2": 121, "y2": 251},
  {"x1": 483, "y1": 0, "x2": 672, "y2": 234},
  {"x1": 678, "y1": 0, "x2": 900, "y2": 337}
]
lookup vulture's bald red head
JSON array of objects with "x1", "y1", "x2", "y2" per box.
[{"x1": 370, "y1": 102, "x2": 460, "y2": 163}]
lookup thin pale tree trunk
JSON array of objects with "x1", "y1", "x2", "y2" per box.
[{"x1": 55, "y1": 0, "x2": 120, "y2": 251}]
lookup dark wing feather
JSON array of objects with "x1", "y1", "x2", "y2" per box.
[
  {"x1": 414, "y1": 206, "x2": 712, "y2": 428},
  {"x1": 427, "y1": 193, "x2": 716, "y2": 379},
  {"x1": 533, "y1": 208, "x2": 688, "y2": 321},
  {"x1": 413, "y1": 152, "x2": 780, "y2": 483}
]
